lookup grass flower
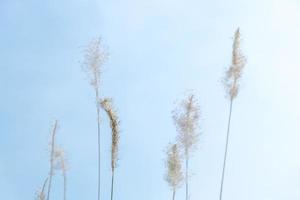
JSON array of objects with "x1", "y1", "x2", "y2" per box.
[
  {"x1": 173, "y1": 94, "x2": 200, "y2": 200},
  {"x1": 83, "y1": 38, "x2": 108, "y2": 200},
  {"x1": 219, "y1": 28, "x2": 246, "y2": 200}
]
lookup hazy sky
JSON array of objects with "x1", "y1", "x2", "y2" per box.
[{"x1": 1, "y1": 0, "x2": 300, "y2": 200}]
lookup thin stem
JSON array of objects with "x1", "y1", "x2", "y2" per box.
[
  {"x1": 63, "y1": 169, "x2": 67, "y2": 200},
  {"x1": 95, "y1": 88, "x2": 101, "y2": 200},
  {"x1": 110, "y1": 171, "x2": 115, "y2": 200},
  {"x1": 41, "y1": 178, "x2": 48, "y2": 195},
  {"x1": 47, "y1": 121, "x2": 58, "y2": 200},
  {"x1": 172, "y1": 189, "x2": 176, "y2": 200},
  {"x1": 219, "y1": 100, "x2": 233, "y2": 200},
  {"x1": 185, "y1": 157, "x2": 189, "y2": 200}
]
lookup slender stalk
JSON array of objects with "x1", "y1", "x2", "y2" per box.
[
  {"x1": 42, "y1": 178, "x2": 48, "y2": 195},
  {"x1": 219, "y1": 99, "x2": 233, "y2": 200},
  {"x1": 63, "y1": 170, "x2": 67, "y2": 200},
  {"x1": 53, "y1": 147, "x2": 67, "y2": 200},
  {"x1": 36, "y1": 178, "x2": 48, "y2": 200},
  {"x1": 185, "y1": 157, "x2": 189, "y2": 200},
  {"x1": 46, "y1": 120, "x2": 58, "y2": 200},
  {"x1": 96, "y1": 89, "x2": 101, "y2": 200},
  {"x1": 172, "y1": 189, "x2": 176, "y2": 200},
  {"x1": 83, "y1": 38, "x2": 107, "y2": 200},
  {"x1": 110, "y1": 171, "x2": 115, "y2": 200},
  {"x1": 60, "y1": 154, "x2": 67, "y2": 200}
]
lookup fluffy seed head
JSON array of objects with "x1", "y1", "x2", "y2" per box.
[
  {"x1": 165, "y1": 143, "x2": 183, "y2": 190},
  {"x1": 173, "y1": 94, "x2": 200, "y2": 158},
  {"x1": 83, "y1": 38, "x2": 108, "y2": 91}
]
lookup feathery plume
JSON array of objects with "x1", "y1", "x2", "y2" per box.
[
  {"x1": 219, "y1": 28, "x2": 246, "y2": 200},
  {"x1": 83, "y1": 38, "x2": 108, "y2": 200},
  {"x1": 223, "y1": 28, "x2": 246, "y2": 100},
  {"x1": 83, "y1": 38, "x2": 108, "y2": 92},
  {"x1": 165, "y1": 144, "x2": 183, "y2": 200},
  {"x1": 100, "y1": 98, "x2": 120, "y2": 200},
  {"x1": 173, "y1": 94, "x2": 200, "y2": 200},
  {"x1": 173, "y1": 94, "x2": 200, "y2": 158}
]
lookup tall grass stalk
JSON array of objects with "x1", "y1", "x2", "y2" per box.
[
  {"x1": 173, "y1": 94, "x2": 200, "y2": 200},
  {"x1": 101, "y1": 98, "x2": 120, "y2": 200},
  {"x1": 46, "y1": 120, "x2": 58, "y2": 200},
  {"x1": 83, "y1": 38, "x2": 108, "y2": 200},
  {"x1": 165, "y1": 144, "x2": 183, "y2": 200},
  {"x1": 219, "y1": 28, "x2": 246, "y2": 200}
]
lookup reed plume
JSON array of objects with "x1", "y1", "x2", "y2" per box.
[
  {"x1": 53, "y1": 147, "x2": 68, "y2": 200},
  {"x1": 36, "y1": 178, "x2": 48, "y2": 200},
  {"x1": 46, "y1": 120, "x2": 58, "y2": 200},
  {"x1": 165, "y1": 144, "x2": 183, "y2": 200},
  {"x1": 173, "y1": 94, "x2": 200, "y2": 200},
  {"x1": 219, "y1": 28, "x2": 246, "y2": 200},
  {"x1": 83, "y1": 38, "x2": 108, "y2": 200},
  {"x1": 100, "y1": 98, "x2": 120, "y2": 200}
]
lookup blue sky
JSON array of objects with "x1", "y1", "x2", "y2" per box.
[{"x1": 1, "y1": 0, "x2": 300, "y2": 199}]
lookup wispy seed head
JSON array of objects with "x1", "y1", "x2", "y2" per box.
[
  {"x1": 223, "y1": 28, "x2": 246, "y2": 100},
  {"x1": 83, "y1": 38, "x2": 108, "y2": 90},
  {"x1": 172, "y1": 94, "x2": 200, "y2": 158}
]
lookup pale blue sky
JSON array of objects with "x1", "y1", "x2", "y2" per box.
[{"x1": 1, "y1": 0, "x2": 300, "y2": 199}]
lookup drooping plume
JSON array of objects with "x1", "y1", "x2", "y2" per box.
[
  {"x1": 100, "y1": 98, "x2": 120, "y2": 172},
  {"x1": 223, "y1": 28, "x2": 246, "y2": 100},
  {"x1": 100, "y1": 98, "x2": 120, "y2": 200}
]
